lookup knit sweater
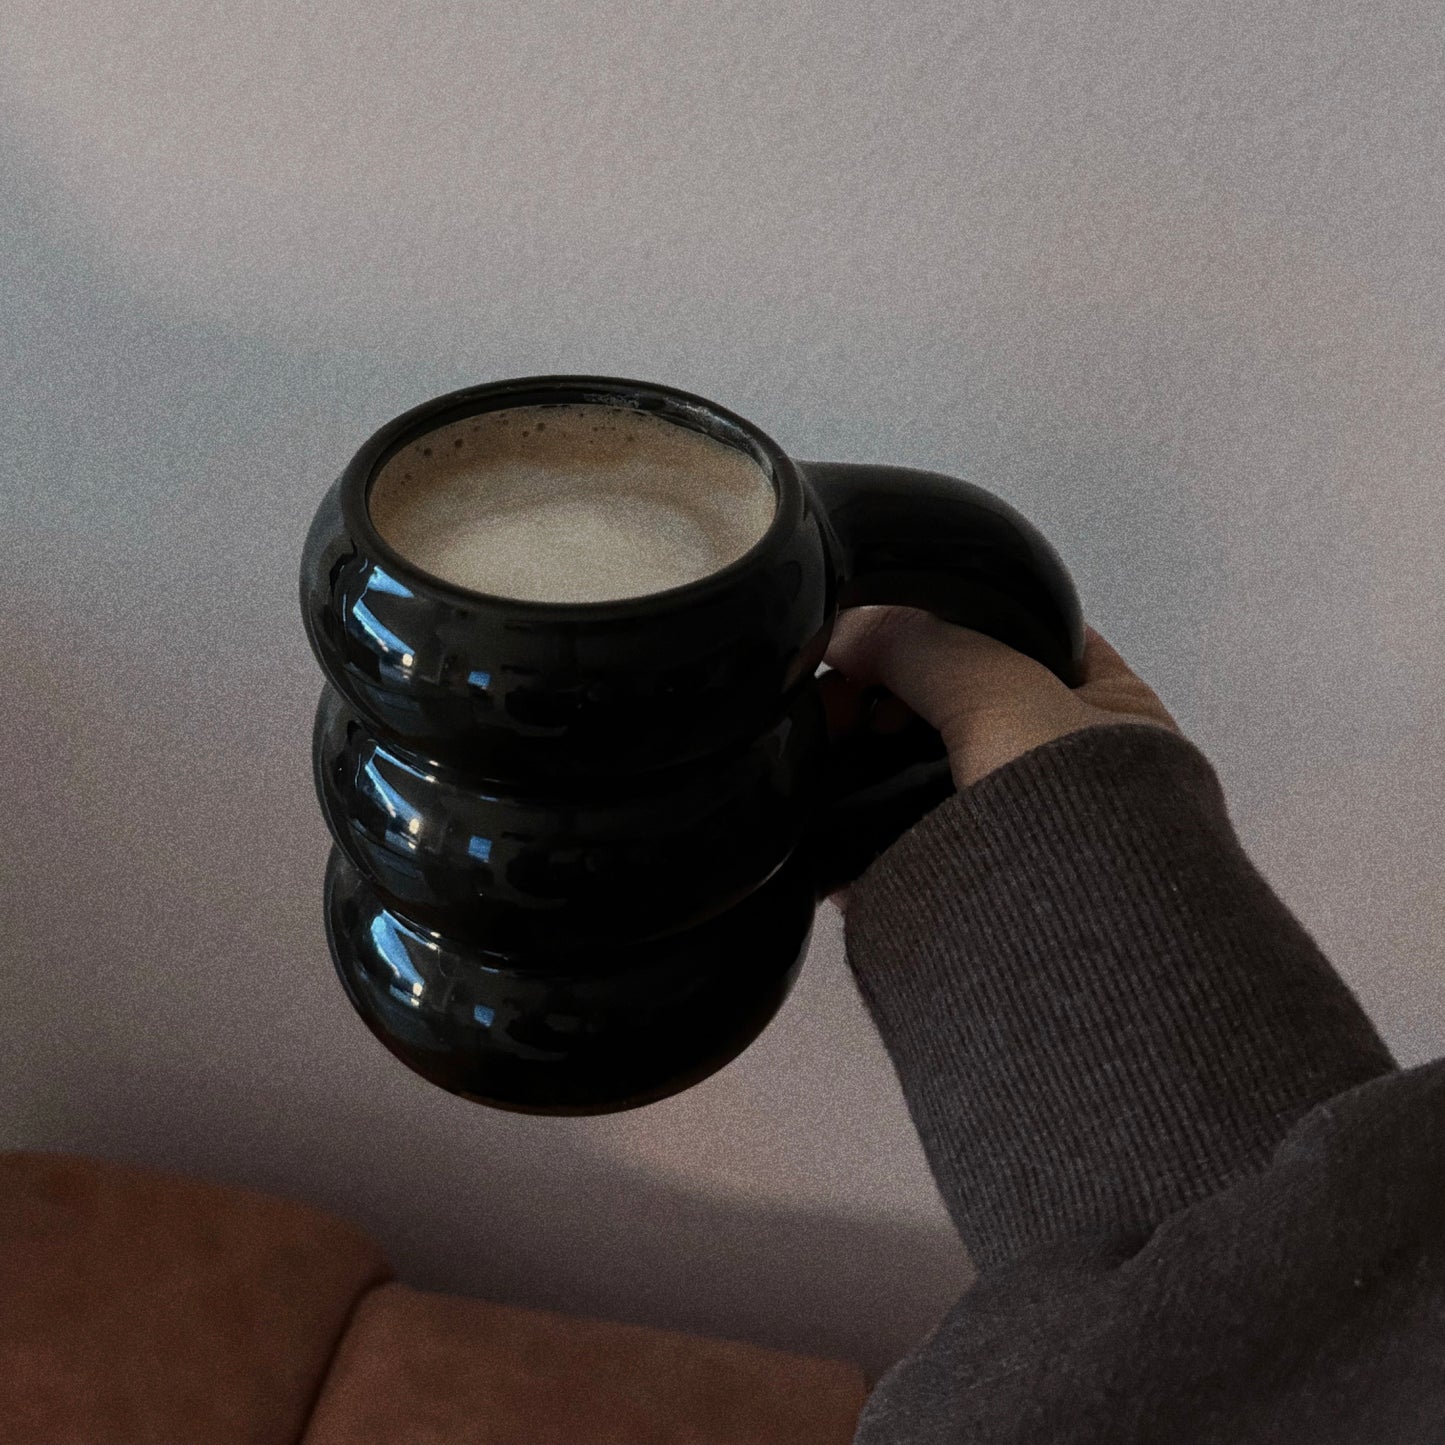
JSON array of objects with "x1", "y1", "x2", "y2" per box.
[{"x1": 842, "y1": 721, "x2": 1445, "y2": 1444}]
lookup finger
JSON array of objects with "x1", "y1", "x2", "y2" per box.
[{"x1": 825, "y1": 605, "x2": 1058, "y2": 737}]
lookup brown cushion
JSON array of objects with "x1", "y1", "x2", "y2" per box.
[
  {"x1": 301, "y1": 1281, "x2": 869, "y2": 1445},
  {"x1": 0, "y1": 1150, "x2": 393, "y2": 1445}
]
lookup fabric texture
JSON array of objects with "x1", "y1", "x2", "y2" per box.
[
  {"x1": 0, "y1": 1149, "x2": 393, "y2": 1445},
  {"x1": 300, "y1": 1280, "x2": 868, "y2": 1445},
  {"x1": 0, "y1": 1150, "x2": 869, "y2": 1444},
  {"x1": 843, "y1": 721, "x2": 1444, "y2": 1443}
]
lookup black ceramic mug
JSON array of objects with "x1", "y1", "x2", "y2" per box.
[{"x1": 300, "y1": 374, "x2": 1084, "y2": 1115}]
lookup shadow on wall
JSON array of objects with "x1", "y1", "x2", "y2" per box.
[
  {"x1": 0, "y1": 126, "x2": 978, "y2": 1387},
  {"x1": 22, "y1": 1029, "x2": 973, "y2": 1387},
  {"x1": 0, "y1": 579, "x2": 973, "y2": 1387},
  {"x1": 0, "y1": 149, "x2": 978, "y2": 1385}
]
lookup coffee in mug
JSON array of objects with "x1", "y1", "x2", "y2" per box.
[{"x1": 367, "y1": 402, "x2": 778, "y2": 604}]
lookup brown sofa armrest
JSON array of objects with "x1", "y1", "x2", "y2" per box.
[
  {"x1": 0, "y1": 1150, "x2": 393, "y2": 1445},
  {"x1": 1, "y1": 1149, "x2": 870, "y2": 1445},
  {"x1": 302, "y1": 1281, "x2": 869, "y2": 1445}
]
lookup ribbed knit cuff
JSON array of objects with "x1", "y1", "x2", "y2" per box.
[{"x1": 843, "y1": 721, "x2": 1397, "y2": 1274}]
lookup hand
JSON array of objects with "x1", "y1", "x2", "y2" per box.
[{"x1": 818, "y1": 608, "x2": 1183, "y2": 915}]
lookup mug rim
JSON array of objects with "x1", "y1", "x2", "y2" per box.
[{"x1": 340, "y1": 374, "x2": 800, "y2": 617}]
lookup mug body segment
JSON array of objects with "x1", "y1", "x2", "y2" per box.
[
  {"x1": 313, "y1": 679, "x2": 827, "y2": 955},
  {"x1": 299, "y1": 377, "x2": 836, "y2": 778},
  {"x1": 324, "y1": 842, "x2": 818, "y2": 1115}
]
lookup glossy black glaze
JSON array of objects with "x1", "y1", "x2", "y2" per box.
[
  {"x1": 324, "y1": 844, "x2": 818, "y2": 1116},
  {"x1": 300, "y1": 375, "x2": 1085, "y2": 1114},
  {"x1": 312, "y1": 680, "x2": 821, "y2": 953}
]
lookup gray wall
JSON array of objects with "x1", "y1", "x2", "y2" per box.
[{"x1": 2, "y1": 0, "x2": 1440, "y2": 1384}]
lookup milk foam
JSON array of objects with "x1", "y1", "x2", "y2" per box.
[{"x1": 368, "y1": 403, "x2": 778, "y2": 604}]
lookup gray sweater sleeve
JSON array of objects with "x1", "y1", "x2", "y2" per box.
[{"x1": 842, "y1": 721, "x2": 1445, "y2": 1443}]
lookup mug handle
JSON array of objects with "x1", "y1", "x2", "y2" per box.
[{"x1": 794, "y1": 460, "x2": 1086, "y2": 900}]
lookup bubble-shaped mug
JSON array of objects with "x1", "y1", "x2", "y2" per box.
[{"x1": 300, "y1": 375, "x2": 1084, "y2": 1115}]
